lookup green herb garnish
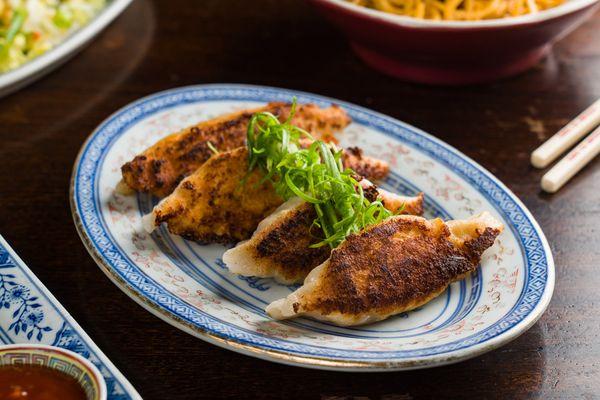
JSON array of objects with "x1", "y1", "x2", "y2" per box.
[
  {"x1": 246, "y1": 100, "x2": 393, "y2": 248},
  {"x1": 206, "y1": 141, "x2": 220, "y2": 155}
]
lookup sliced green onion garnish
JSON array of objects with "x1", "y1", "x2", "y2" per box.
[
  {"x1": 206, "y1": 141, "x2": 219, "y2": 155},
  {"x1": 246, "y1": 99, "x2": 394, "y2": 248}
]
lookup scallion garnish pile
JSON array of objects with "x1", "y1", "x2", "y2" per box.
[{"x1": 246, "y1": 101, "x2": 393, "y2": 249}]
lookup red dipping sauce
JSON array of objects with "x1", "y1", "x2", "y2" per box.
[{"x1": 0, "y1": 365, "x2": 87, "y2": 400}]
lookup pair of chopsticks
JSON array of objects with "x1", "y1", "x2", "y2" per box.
[{"x1": 531, "y1": 99, "x2": 600, "y2": 193}]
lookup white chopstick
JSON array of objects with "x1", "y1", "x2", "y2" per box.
[
  {"x1": 541, "y1": 125, "x2": 600, "y2": 193},
  {"x1": 531, "y1": 98, "x2": 600, "y2": 169}
]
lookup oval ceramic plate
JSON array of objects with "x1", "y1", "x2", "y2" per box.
[
  {"x1": 71, "y1": 84, "x2": 554, "y2": 371},
  {"x1": 0, "y1": 0, "x2": 132, "y2": 98}
]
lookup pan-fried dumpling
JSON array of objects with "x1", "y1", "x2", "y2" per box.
[
  {"x1": 121, "y1": 102, "x2": 352, "y2": 197},
  {"x1": 143, "y1": 147, "x2": 392, "y2": 244},
  {"x1": 266, "y1": 212, "x2": 503, "y2": 326},
  {"x1": 143, "y1": 147, "x2": 281, "y2": 243},
  {"x1": 223, "y1": 190, "x2": 425, "y2": 284}
]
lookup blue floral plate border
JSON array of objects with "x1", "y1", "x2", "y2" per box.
[
  {"x1": 70, "y1": 84, "x2": 555, "y2": 371},
  {"x1": 0, "y1": 235, "x2": 140, "y2": 399}
]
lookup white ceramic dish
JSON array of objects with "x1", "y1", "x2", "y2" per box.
[
  {"x1": 71, "y1": 84, "x2": 555, "y2": 371},
  {"x1": 0, "y1": 0, "x2": 132, "y2": 98}
]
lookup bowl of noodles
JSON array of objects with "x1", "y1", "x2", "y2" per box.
[{"x1": 308, "y1": 0, "x2": 600, "y2": 84}]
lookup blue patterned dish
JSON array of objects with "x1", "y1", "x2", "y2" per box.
[
  {"x1": 70, "y1": 84, "x2": 554, "y2": 371},
  {"x1": 0, "y1": 344, "x2": 106, "y2": 400},
  {"x1": 0, "y1": 236, "x2": 140, "y2": 398}
]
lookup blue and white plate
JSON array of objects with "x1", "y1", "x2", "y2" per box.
[
  {"x1": 70, "y1": 84, "x2": 554, "y2": 371},
  {"x1": 0, "y1": 235, "x2": 140, "y2": 398}
]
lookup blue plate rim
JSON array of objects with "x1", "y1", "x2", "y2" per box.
[{"x1": 70, "y1": 83, "x2": 555, "y2": 371}]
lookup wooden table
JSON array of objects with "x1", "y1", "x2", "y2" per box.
[{"x1": 1, "y1": 1, "x2": 599, "y2": 398}]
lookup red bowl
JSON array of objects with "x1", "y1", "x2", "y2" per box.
[{"x1": 308, "y1": 0, "x2": 600, "y2": 85}]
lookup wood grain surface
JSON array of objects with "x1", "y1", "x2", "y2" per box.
[{"x1": 0, "y1": 1, "x2": 598, "y2": 398}]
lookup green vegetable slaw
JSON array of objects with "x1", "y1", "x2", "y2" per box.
[{"x1": 0, "y1": 0, "x2": 105, "y2": 73}]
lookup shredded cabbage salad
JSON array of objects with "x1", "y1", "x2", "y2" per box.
[{"x1": 0, "y1": 0, "x2": 105, "y2": 73}]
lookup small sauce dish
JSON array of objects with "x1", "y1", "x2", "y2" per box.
[{"x1": 0, "y1": 344, "x2": 106, "y2": 400}]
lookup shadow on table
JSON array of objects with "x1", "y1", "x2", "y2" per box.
[
  {"x1": 0, "y1": 0, "x2": 156, "y2": 158},
  {"x1": 217, "y1": 322, "x2": 547, "y2": 400}
]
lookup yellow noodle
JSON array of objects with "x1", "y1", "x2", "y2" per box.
[
  {"x1": 346, "y1": 0, "x2": 564, "y2": 20},
  {"x1": 527, "y1": 0, "x2": 539, "y2": 12},
  {"x1": 431, "y1": 0, "x2": 447, "y2": 12},
  {"x1": 443, "y1": 0, "x2": 461, "y2": 18},
  {"x1": 415, "y1": 0, "x2": 427, "y2": 17},
  {"x1": 426, "y1": 0, "x2": 444, "y2": 18},
  {"x1": 465, "y1": 0, "x2": 475, "y2": 18}
]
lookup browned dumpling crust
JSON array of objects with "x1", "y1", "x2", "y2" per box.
[
  {"x1": 266, "y1": 212, "x2": 503, "y2": 326},
  {"x1": 341, "y1": 147, "x2": 389, "y2": 182},
  {"x1": 144, "y1": 147, "x2": 393, "y2": 244},
  {"x1": 121, "y1": 102, "x2": 352, "y2": 197},
  {"x1": 223, "y1": 190, "x2": 425, "y2": 285},
  {"x1": 144, "y1": 147, "x2": 282, "y2": 244}
]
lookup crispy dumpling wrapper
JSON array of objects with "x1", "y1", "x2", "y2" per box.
[
  {"x1": 144, "y1": 147, "x2": 392, "y2": 244},
  {"x1": 223, "y1": 189, "x2": 425, "y2": 284},
  {"x1": 266, "y1": 212, "x2": 503, "y2": 326},
  {"x1": 121, "y1": 102, "x2": 352, "y2": 197}
]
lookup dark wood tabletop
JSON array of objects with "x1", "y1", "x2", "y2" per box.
[{"x1": 1, "y1": 1, "x2": 599, "y2": 398}]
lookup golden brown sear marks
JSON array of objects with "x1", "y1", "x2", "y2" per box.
[
  {"x1": 356, "y1": 176, "x2": 424, "y2": 215},
  {"x1": 223, "y1": 187, "x2": 425, "y2": 284},
  {"x1": 266, "y1": 213, "x2": 503, "y2": 326},
  {"x1": 122, "y1": 102, "x2": 351, "y2": 197},
  {"x1": 307, "y1": 217, "x2": 494, "y2": 315},
  {"x1": 150, "y1": 147, "x2": 283, "y2": 243},
  {"x1": 149, "y1": 145, "x2": 393, "y2": 245},
  {"x1": 288, "y1": 103, "x2": 350, "y2": 143},
  {"x1": 380, "y1": 191, "x2": 424, "y2": 215},
  {"x1": 223, "y1": 198, "x2": 331, "y2": 284},
  {"x1": 342, "y1": 147, "x2": 389, "y2": 181},
  {"x1": 252, "y1": 202, "x2": 330, "y2": 283}
]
